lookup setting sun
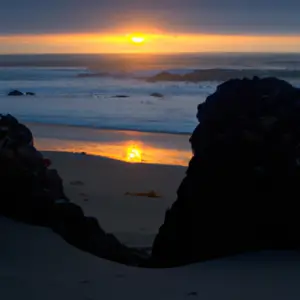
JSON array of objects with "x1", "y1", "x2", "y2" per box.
[{"x1": 130, "y1": 36, "x2": 145, "y2": 44}]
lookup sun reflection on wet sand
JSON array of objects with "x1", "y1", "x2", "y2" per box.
[
  {"x1": 35, "y1": 138, "x2": 191, "y2": 166},
  {"x1": 126, "y1": 145, "x2": 143, "y2": 163},
  {"x1": 29, "y1": 123, "x2": 192, "y2": 166}
]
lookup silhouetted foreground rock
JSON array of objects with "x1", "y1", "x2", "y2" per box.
[
  {"x1": 0, "y1": 114, "x2": 145, "y2": 266},
  {"x1": 151, "y1": 77, "x2": 300, "y2": 267}
]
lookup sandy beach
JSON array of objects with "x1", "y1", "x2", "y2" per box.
[
  {"x1": 43, "y1": 151, "x2": 186, "y2": 247},
  {"x1": 0, "y1": 119, "x2": 300, "y2": 299},
  {"x1": 2, "y1": 151, "x2": 300, "y2": 300},
  {"x1": 1, "y1": 151, "x2": 300, "y2": 299},
  {"x1": 2, "y1": 213, "x2": 300, "y2": 300}
]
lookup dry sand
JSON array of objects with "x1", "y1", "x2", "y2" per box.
[
  {"x1": 44, "y1": 151, "x2": 186, "y2": 247},
  {"x1": 1, "y1": 216, "x2": 300, "y2": 300},
  {"x1": 1, "y1": 151, "x2": 300, "y2": 299}
]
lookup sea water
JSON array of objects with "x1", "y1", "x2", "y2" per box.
[{"x1": 1, "y1": 53, "x2": 300, "y2": 135}]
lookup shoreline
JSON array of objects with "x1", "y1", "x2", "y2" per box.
[
  {"x1": 28, "y1": 123, "x2": 192, "y2": 166},
  {"x1": 25, "y1": 121, "x2": 194, "y2": 136}
]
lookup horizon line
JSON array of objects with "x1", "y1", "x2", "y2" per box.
[{"x1": 1, "y1": 51, "x2": 300, "y2": 56}]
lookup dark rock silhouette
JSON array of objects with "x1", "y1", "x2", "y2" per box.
[
  {"x1": 8, "y1": 90, "x2": 24, "y2": 96},
  {"x1": 151, "y1": 77, "x2": 300, "y2": 267},
  {"x1": 150, "y1": 93, "x2": 164, "y2": 98},
  {"x1": 4, "y1": 76, "x2": 300, "y2": 269},
  {"x1": 0, "y1": 114, "x2": 144, "y2": 266},
  {"x1": 0, "y1": 114, "x2": 33, "y2": 145},
  {"x1": 148, "y1": 71, "x2": 182, "y2": 82},
  {"x1": 7, "y1": 90, "x2": 35, "y2": 96}
]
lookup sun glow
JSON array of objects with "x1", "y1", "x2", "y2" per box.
[
  {"x1": 126, "y1": 145, "x2": 142, "y2": 162},
  {"x1": 130, "y1": 36, "x2": 145, "y2": 44},
  {"x1": 2, "y1": 33, "x2": 300, "y2": 54}
]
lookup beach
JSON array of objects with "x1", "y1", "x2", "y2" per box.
[
  {"x1": 2, "y1": 148, "x2": 300, "y2": 300},
  {"x1": 30, "y1": 121, "x2": 190, "y2": 247},
  {"x1": 2, "y1": 147, "x2": 300, "y2": 300},
  {"x1": 2, "y1": 54, "x2": 300, "y2": 299},
  {"x1": 30, "y1": 122, "x2": 192, "y2": 166},
  {"x1": 44, "y1": 150, "x2": 186, "y2": 247}
]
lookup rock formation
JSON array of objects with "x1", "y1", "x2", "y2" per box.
[
  {"x1": 146, "y1": 69, "x2": 300, "y2": 83},
  {"x1": 8, "y1": 90, "x2": 24, "y2": 96},
  {"x1": 7, "y1": 90, "x2": 36, "y2": 96},
  {"x1": 3, "y1": 77, "x2": 300, "y2": 269},
  {"x1": 0, "y1": 114, "x2": 144, "y2": 266},
  {"x1": 151, "y1": 77, "x2": 300, "y2": 267},
  {"x1": 112, "y1": 95, "x2": 130, "y2": 98},
  {"x1": 150, "y1": 93, "x2": 164, "y2": 98}
]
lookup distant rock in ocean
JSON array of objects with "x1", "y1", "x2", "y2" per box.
[
  {"x1": 151, "y1": 77, "x2": 300, "y2": 267},
  {"x1": 146, "y1": 69, "x2": 300, "y2": 83},
  {"x1": 8, "y1": 90, "x2": 36, "y2": 96},
  {"x1": 8, "y1": 90, "x2": 24, "y2": 96},
  {"x1": 112, "y1": 95, "x2": 130, "y2": 98},
  {"x1": 147, "y1": 71, "x2": 183, "y2": 82},
  {"x1": 150, "y1": 93, "x2": 164, "y2": 98}
]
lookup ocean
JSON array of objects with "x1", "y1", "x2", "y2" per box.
[{"x1": 1, "y1": 53, "x2": 300, "y2": 135}]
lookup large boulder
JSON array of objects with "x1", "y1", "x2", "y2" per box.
[
  {"x1": 0, "y1": 114, "x2": 145, "y2": 266},
  {"x1": 151, "y1": 77, "x2": 300, "y2": 267}
]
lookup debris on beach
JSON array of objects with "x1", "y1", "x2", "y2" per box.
[{"x1": 124, "y1": 190, "x2": 161, "y2": 198}]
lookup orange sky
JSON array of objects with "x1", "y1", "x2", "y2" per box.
[{"x1": 1, "y1": 33, "x2": 300, "y2": 54}]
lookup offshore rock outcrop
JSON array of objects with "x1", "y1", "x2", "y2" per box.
[
  {"x1": 7, "y1": 90, "x2": 36, "y2": 96},
  {"x1": 151, "y1": 77, "x2": 300, "y2": 267},
  {"x1": 146, "y1": 69, "x2": 300, "y2": 83},
  {"x1": 8, "y1": 90, "x2": 24, "y2": 96}
]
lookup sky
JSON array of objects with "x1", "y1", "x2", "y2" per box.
[{"x1": 1, "y1": 0, "x2": 300, "y2": 53}]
